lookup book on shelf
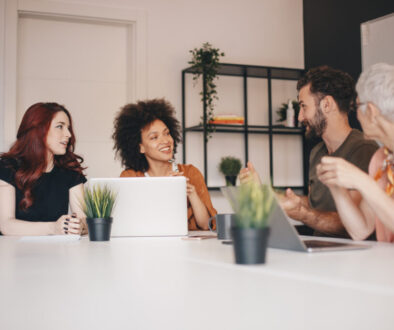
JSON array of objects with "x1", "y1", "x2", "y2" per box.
[{"x1": 209, "y1": 114, "x2": 244, "y2": 125}]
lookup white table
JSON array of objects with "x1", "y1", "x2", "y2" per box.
[{"x1": 1, "y1": 234, "x2": 393, "y2": 330}]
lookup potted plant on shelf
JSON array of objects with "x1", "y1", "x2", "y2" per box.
[
  {"x1": 188, "y1": 42, "x2": 225, "y2": 140},
  {"x1": 276, "y1": 100, "x2": 300, "y2": 127},
  {"x1": 83, "y1": 184, "x2": 117, "y2": 241},
  {"x1": 218, "y1": 156, "x2": 242, "y2": 186},
  {"x1": 231, "y1": 181, "x2": 275, "y2": 265}
]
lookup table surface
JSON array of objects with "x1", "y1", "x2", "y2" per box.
[{"x1": 1, "y1": 233, "x2": 393, "y2": 330}]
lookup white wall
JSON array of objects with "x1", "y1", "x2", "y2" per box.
[
  {"x1": 0, "y1": 0, "x2": 304, "y2": 213},
  {"x1": 0, "y1": 1, "x2": 5, "y2": 152}
]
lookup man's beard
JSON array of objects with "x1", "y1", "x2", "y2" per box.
[{"x1": 302, "y1": 105, "x2": 327, "y2": 139}]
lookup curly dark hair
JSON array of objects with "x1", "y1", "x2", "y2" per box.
[
  {"x1": 113, "y1": 98, "x2": 181, "y2": 172},
  {"x1": 297, "y1": 66, "x2": 357, "y2": 114}
]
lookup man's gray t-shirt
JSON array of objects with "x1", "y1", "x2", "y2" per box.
[{"x1": 308, "y1": 129, "x2": 378, "y2": 212}]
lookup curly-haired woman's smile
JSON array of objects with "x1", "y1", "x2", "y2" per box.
[{"x1": 139, "y1": 119, "x2": 174, "y2": 163}]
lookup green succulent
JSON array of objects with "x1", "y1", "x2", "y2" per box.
[
  {"x1": 218, "y1": 156, "x2": 242, "y2": 176},
  {"x1": 83, "y1": 185, "x2": 117, "y2": 219},
  {"x1": 234, "y1": 181, "x2": 275, "y2": 229}
]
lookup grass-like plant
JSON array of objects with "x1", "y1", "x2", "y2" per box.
[
  {"x1": 234, "y1": 181, "x2": 275, "y2": 229},
  {"x1": 83, "y1": 185, "x2": 117, "y2": 219},
  {"x1": 219, "y1": 156, "x2": 242, "y2": 176}
]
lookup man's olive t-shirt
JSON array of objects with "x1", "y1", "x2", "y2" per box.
[{"x1": 308, "y1": 129, "x2": 378, "y2": 212}]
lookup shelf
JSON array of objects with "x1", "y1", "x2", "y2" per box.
[
  {"x1": 183, "y1": 63, "x2": 304, "y2": 80},
  {"x1": 208, "y1": 185, "x2": 305, "y2": 191},
  {"x1": 182, "y1": 63, "x2": 308, "y2": 195},
  {"x1": 184, "y1": 124, "x2": 304, "y2": 135}
]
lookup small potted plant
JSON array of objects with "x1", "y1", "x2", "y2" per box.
[
  {"x1": 83, "y1": 184, "x2": 117, "y2": 241},
  {"x1": 231, "y1": 181, "x2": 275, "y2": 264},
  {"x1": 218, "y1": 156, "x2": 242, "y2": 186}
]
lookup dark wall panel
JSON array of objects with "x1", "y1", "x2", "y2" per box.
[{"x1": 303, "y1": 0, "x2": 394, "y2": 80}]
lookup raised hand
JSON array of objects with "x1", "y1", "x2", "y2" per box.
[
  {"x1": 316, "y1": 156, "x2": 368, "y2": 190},
  {"x1": 239, "y1": 161, "x2": 262, "y2": 185},
  {"x1": 278, "y1": 188, "x2": 303, "y2": 219}
]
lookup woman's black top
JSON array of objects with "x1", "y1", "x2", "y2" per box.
[{"x1": 0, "y1": 159, "x2": 86, "y2": 222}]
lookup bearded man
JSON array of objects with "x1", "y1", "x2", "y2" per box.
[{"x1": 241, "y1": 66, "x2": 378, "y2": 237}]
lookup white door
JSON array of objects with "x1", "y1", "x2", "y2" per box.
[{"x1": 17, "y1": 14, "x2": 128, "y2": 178}]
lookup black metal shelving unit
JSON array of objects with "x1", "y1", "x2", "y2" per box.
[{"x1": 182, "y1": 63, "x2": 307, "y2": 194}]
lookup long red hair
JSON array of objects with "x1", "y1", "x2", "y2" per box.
[{"x1": 0, "y1": 102, "x2": 85, "y2": 210}]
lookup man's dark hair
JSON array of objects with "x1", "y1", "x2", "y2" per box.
[
  {"x1": 112, "y1": 98, "x2": 181, "y2": 172},
  {"x1": 297, "y1": 66, "x2": 357, "y2": 114}
]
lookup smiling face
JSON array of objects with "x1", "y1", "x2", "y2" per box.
[
  {"x1": 139, "y1": 119, "x2": 174, "y2": 165},
  {"x1": 46, "y1": 111, "x2": 71, "y2": 157},
  {"x1": 298, "y1": 84, "x2": 327, "y2": 139}
]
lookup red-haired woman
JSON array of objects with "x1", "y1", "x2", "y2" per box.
[{"x1": 0, "y1": 102, "x2": 86, "y2": 235}]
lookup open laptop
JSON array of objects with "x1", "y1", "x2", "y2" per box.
[
  {"x1": 89, "y1": 177, "x2": 188, "y2": 237},
  {"x1": 221, "y1": 186, "x2": 370, "y2": 252}
]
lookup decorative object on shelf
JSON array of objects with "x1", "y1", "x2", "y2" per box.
[
  {"x1": 218, "y1": 156, "x2": 242, "y2": 186},
  {"x1": 229, "y1": 182, "x2": 275, "y2": 265},
  {"x1": 286, "y1": 100, "x2": 295, "y2": 127},
  {"x1": 276, "y1": 100, "x2": 300, "y2": 127},
  {"x1": 209, "y1": 114, "x2": 244, "y2": 125},
  {"x1": 188, "y1": 42, "x2": 225, "y2": 140},
  {"x1": 83, "y1": 184, "x2": 117, "y2": 241}
]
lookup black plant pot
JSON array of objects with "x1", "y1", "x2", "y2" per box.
[
  {"x1": 225, "y1": 175, "x2": 237, "y2": 186},
  {"x1": 87, "y1": 217, "x2": 113, "y2": 241},
  {"x1": 231, "y1": 227, "x2": 270, "y2": 265}
]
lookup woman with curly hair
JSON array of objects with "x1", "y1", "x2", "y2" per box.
[
  {"x1": 0, "y1": 102, "x2": 86, "y2": 235},
  {"x1": 113, "y1": 98, "x2": 216, "y2": 230}
]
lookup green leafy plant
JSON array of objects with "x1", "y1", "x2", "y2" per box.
[
  {"x1": 234, "y1": 182, "x2": 275, "y2": 229},
  {"x1": 276, "y1": 100, "x2": 300, "y2": 125},
  {"x1": 189, "y1": 42, "x2": 225, "y2": 140},
  {"x1": 218, "y1": 156, "x2": 242, "y2": 176},
  {"x1": 83, "y1": 185, "x2": 117, "y2": 219}
]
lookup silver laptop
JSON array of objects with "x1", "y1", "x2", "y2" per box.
[
  {"x1": 221, "y1": 186, "x2": 370, "y2": 252},
  {"x1": 89, "y1": 177, "x2": 188, "y2": 237}
]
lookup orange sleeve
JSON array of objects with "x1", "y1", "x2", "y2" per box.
[{"x1": 120, "y1": 169, "x2": 144, "y2": 177}]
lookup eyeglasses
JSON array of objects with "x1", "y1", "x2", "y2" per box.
[{"x1": 356, "y1": 102, "x2": 367, "y2": 110}]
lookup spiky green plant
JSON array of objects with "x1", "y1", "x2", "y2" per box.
[
  {"x1": 83, "y1": 185, "x2": 117, "y2": 219},
  {"x1": 234, "y1": 181, "x2": 275, "y2": 229}
]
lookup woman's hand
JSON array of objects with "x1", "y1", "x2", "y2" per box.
[
  {"x1": 54, "y1": 214, "x2": 82, "y2": 235},
  {"x1": 186, "y1": 181, "x2": 198, "y2": 199},
  {"x1": 169, "y1": 171, "x2": 184, "y2": 177},
  {"x1": 169, "y1": 171, "x2": 197, "y2": 198},
  {"x1": 317, "y1": 156, "x2": 368, "y2": 190}
]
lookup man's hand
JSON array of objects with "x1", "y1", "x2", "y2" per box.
[
  {"x1": 239, "y1": 161, "x2": 262, "y2": 185},
  {"x1": 278, "y1": 188, "x2": 304, "y2": 220}
]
